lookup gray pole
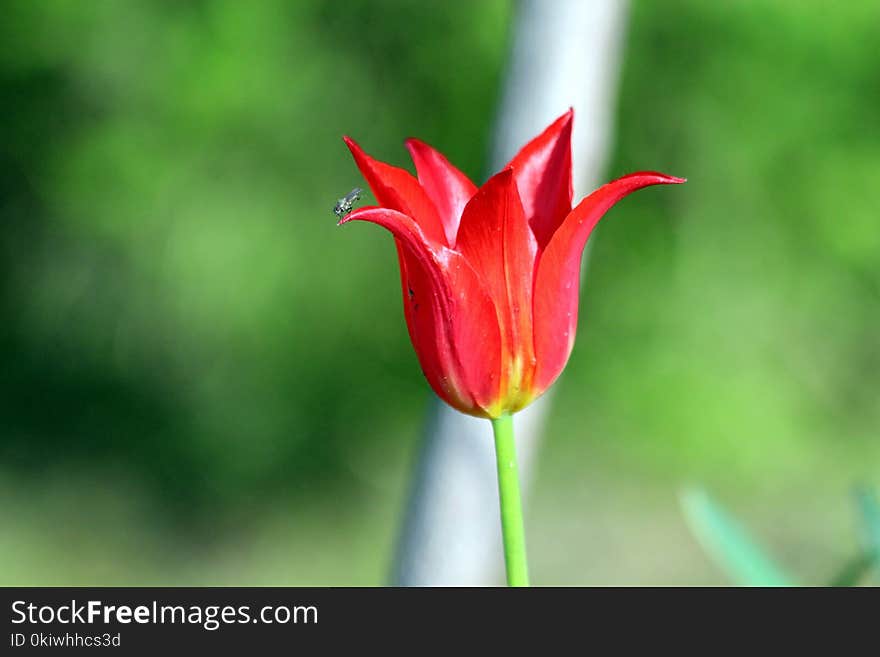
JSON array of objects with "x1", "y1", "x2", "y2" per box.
[{"x1": 393, "y1": 0, "x2": 630, "y2": 586}]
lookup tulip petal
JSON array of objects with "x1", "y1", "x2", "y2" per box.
[
  {"x1": 343, "y1": 136, "x2": 448, "y2": 246},
  {"x1": 505, "y1": 109, "x2": 574, "y2": 250},
  {"x1": 455, "y1": 169, "x2": 538, "y2": 411},
  {"x1": 532, "y1": 172, "x2": 686, "y2": 391},
  {"x1": 341, "y1": 207, "x2": 503, "y2": 417},
  {"x1": 405, "y1": 138, "x2": 477, "y2": 246}
]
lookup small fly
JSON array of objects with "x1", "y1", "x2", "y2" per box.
[{"x1": 333, "y1": 187, "x2": 362, "y2": 219}]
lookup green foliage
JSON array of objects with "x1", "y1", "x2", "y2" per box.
[
  {"x1": 553, "y1": 0, "x2": 880, "y2": 482},
  {"x1": 0, "y1": 0, "x2": 511, "y2": 507}
]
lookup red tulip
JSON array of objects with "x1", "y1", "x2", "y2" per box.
[{"x1": 340, "y1": 110, "x2": 684, "y2": 419}]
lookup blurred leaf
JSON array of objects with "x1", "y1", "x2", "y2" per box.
[
  {"x1": 680, "y1": 487, "x2": 796, "y2": 586},
  {"x1": 828, "y1": 552, "x2": 876, "y2": 587},
  {"x1": 855, "y1": 486, "x2": 880, "y2": 557},
  {"x1": 828, "y1": 485, "x2": 880, "y2": 586}
]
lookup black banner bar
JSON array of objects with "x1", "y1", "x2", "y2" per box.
[{"x1": 0, "y1": 587, "x2": 869, "y2": 653}]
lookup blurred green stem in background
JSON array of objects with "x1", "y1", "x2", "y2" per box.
[
  {"x1": 682, "y1": 485, "x2": 880, "y2": 586},
  {"x1": 680, "y1": 487, "x2": 795, "y2": 586},
  {"x1": 491, "y1": 414, "x2": 529, "y2": 586}
]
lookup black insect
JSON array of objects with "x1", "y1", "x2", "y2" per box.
[{"x1": 333, "y1": 187, "x2": 362, "y2": 219}]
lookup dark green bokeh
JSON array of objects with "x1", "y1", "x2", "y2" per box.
[{"x1": 1, "y1": 0, "x2": 877, "y2": 584}]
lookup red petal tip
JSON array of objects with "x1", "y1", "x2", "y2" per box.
[
  {"x1": 335, "y1": 205, "x2": 374, "y2": 227},
  {"x1": 557, "y1": 107, "x2": 574, "y2": 128},
  {"x1": 484, "y1": 166, "x2": 515, "y2": 187},
  {"x1": 622, "y1": 171, "x2": 687, "y2": 184},
  {"x1": 402, "y1": 137, "x2": 426, "y2": 158}
]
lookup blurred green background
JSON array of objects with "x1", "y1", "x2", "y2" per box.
[{"x1": 1, "y1": 0, "x2": 877, "y2": 585}]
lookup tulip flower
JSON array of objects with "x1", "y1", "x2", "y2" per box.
[{"x1": 339, "y1": 109, "x2": 684, "y2": 585}]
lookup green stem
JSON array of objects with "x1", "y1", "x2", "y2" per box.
[{"x1": 491, "y1": 413, "x2": 529, "y2": 586}]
